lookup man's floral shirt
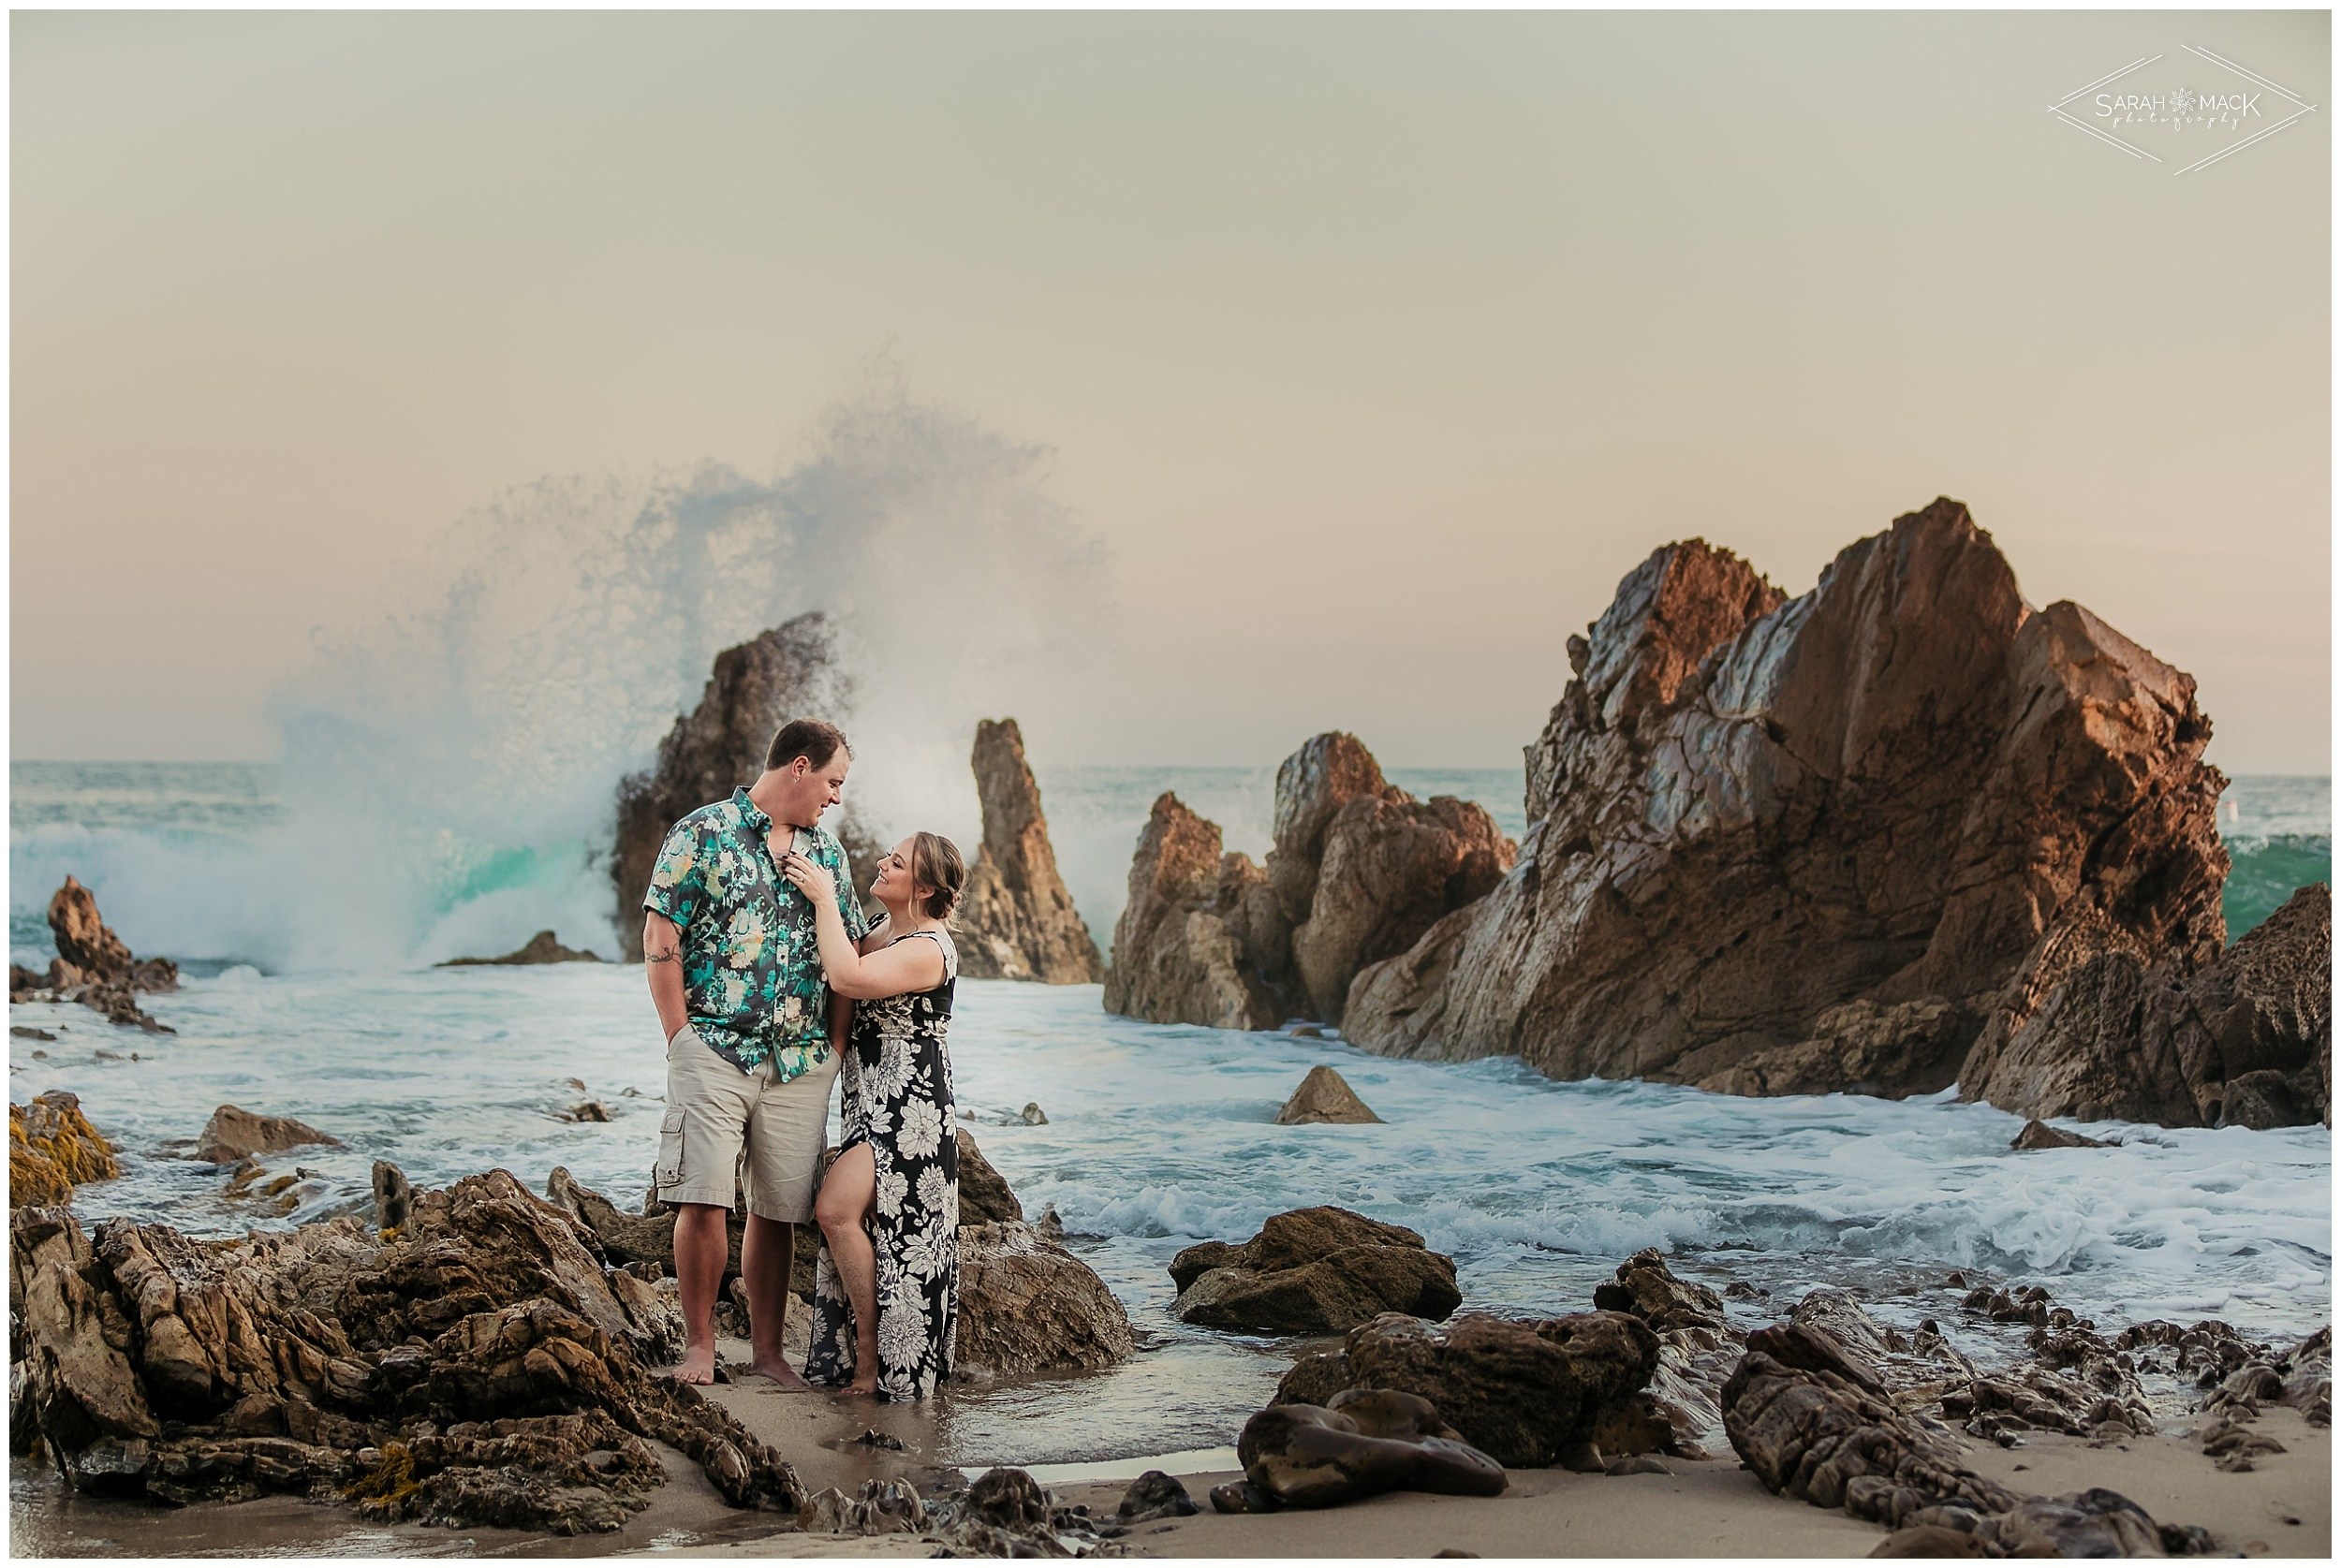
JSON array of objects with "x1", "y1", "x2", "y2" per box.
[{"x1": 642, "y1": 787, "x2": 866, "y2": 1078}]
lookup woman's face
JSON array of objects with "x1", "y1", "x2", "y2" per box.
[{"x1": 871, "y1": 838, "x2": 926, "y2": 907}]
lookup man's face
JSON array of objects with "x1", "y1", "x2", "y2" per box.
[{"x1": 777, "y1": 750, "x2": 850, "y2": 826}]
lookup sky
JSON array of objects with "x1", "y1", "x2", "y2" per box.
[{"x1": 11, "y1": 9, "x2": 2331, "y2": 774}]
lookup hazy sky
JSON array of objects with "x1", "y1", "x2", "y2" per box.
[{"x1": 12, "y1": 10, "x2": 2331, "y2": 773}]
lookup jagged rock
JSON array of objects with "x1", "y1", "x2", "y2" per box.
[
  {"x1": 610, "y1": 614, "x2": 882, "y2": 960},
  {"x1": 956, "y1": 719, "x2": 1104, "y2": 984},
  {"x1": 1117, "y1": 1470, "x2": 1198, "y2": 1521},
  {"x1": 194, "y1": 1106, "x2": 341, "y2": 1165},
  {"x1": 9, "y1": 1171, "x2": 803, "y2": 1531},
  {"x1": 956, "y1": 1129, "x2": 1023, "y2": 1224},
  {"x1": 1268, "y1": 734, "x2": 1514, "y2": 1026},
  {"x1": 927, "y1": 1465, "x2": 1126, "y2": 1556},
  {"x1": 1591, "y1": 1250, "x2": 1742, "y2": 1453},
  {"x1": 2186, "y1": 1326, "x2": 2332, "y2": 1469},
  {"x1": 48, "y1": 877, "x2": 176, "y2": 991},
  {"x1": 10, "y1": 879, "x2": 179, "y2": 1030},
  {"x1": 2010, "y1": 1120, "x2": 2114, "y2": 1150},
  {"x1": 1967, "y1": 883, "x2": 2332, "y2": 1128},
  {"x1": 956, "y1": 1221, "x2": 1134, "y2": 1376},
  {"x1": 800, "y1": 1476, "x2": 931, "y2": 1534},
  {"x1": 559, "y1": 1102, "x2": 611, "y2": 1123},
  {"x1": 371, "y1": 1162, "x2": 413, "y2": 1236},
  {"x1": 1274, "y1": 1065, "x2": 1383, "y2": 1126},
  {"x1": 438, "y1": 931, "x2": 603, "y2": 967},
  {"x1": 10, "y1": 1092, "x2": 121, "y2": 1208},
  {"x1": 1723, "y1": 1316, "x2": 2190, "y2": 1554},
  {"x1": 1237, "y1": 1389, "x2": 1505, "y2": 1509},
  {"x1": 1102, "y1": 793, "x2": 1293, "y2": 1031},
  {"x1": 1105, "y1": 735, "x2": 1512, "y2": 1033},
  {"x1": 1344, "y1": 502, "x2": 2233, "y2": 1133},
  {"x1": 1274, "y1": 1310, "x2": 1666, "y2": 1468},
  {"x1": 1170, "y1": 1209, "x2": 1459, "y2": 1335},
  {"x1": 1020, "y1": 1101, "x2": 1049, "y2": 1124}
]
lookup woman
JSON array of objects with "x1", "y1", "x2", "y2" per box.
[{"x1": 779, "y1": 831, "x2": 967, "y2": 1400}]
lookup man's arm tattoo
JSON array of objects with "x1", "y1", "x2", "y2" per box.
[{"x1": 645, "y1": 949, "x2": 681, "y2": 966}]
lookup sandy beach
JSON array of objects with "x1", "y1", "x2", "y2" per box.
[{"x1": 641, "y1": 1363, "x2": 2333, "y2": 1560}]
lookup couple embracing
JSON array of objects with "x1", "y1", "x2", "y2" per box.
[{"x1": 640, "y1": 718, "x2": 965, "y2": 1401}]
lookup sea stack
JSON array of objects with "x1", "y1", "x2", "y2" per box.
[
  {"x1": 1102, "y1": 734, "x2": 1511, "y2": 1031},
  {"x1": 7, "y1": 877, "x2": 180, "y2": 1031},
  {"x1": 954, "y1": 719, "x2": 1104, "y2": 983},
  {"x1": 1341, "y1": 498, "x2": 2302, "y2": 1131},
  {"x1": 610, "y1": 613, "x2": 881, "y2": 960},
  {"x1": 1102, "y1": 793, "x2": 1294, "y2": 1030}
]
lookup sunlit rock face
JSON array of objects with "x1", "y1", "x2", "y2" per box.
[{"x1": 1346, "y1": 497, "x2": 2235, "y2": 1124}]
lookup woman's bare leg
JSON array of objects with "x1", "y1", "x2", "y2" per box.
[{"x1": 813, "y1": 1143, "x2": 880, "y2": 1396}]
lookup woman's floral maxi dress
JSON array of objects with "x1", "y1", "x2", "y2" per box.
[{"x1": 805, "y1": 927, "x2": 959, "y2": 1399}]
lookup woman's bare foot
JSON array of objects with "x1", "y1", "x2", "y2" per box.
[
  {"x1": 840, "y1": 1376, "x2": 879, "y2": 1399},
  {"x1": 669, "y1": 1347, "x2": 718, "y2": 1385}
]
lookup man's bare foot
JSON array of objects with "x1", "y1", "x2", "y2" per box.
[
  {"x1": 670, "y1": 1346, "x2": 718, "y2": 1385},
  {"x1": 752, "y1": 1355, "x2": 813, "y2": 1390}
]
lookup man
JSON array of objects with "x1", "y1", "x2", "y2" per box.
[{"x1": 641, "y1": 718, "x2": 866, "y2": 1385}]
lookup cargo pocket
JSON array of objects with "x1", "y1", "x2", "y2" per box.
[{"x1": 654, "y1": 1107, "x2": 687, "y2": 1193}]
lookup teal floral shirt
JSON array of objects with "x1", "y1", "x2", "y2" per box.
[{"x1": 642, "y1": 788, "x2": 867, "y2": 1079}]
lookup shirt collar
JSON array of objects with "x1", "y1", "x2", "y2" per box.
[{"x1": 731, "y1": 786, "x2": 773, "y2": 835}]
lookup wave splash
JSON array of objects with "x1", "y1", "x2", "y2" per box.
[{"x1": 17, "y1": 381, "x2": 1109, "y2": 971}]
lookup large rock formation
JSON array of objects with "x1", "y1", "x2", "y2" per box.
[
  {"x1": 9, "y1": 1093, "x2": 121, "y2": 1209},
  {"x1": 9, "y1": 1172, "x2": 804, "y2": 1531},
  {"x1": 1101, "y1": 793, "x2": 1293, "y2": 1030},
  {"x1": 1345, "y1": 499, "x2": 2249, "y2": 1127},
  {"x1": 954, "y1": 719, "x2": 1104, "y2": 983},
  {"x1": 1269, "y1": 734, "x2": 1514, "y2": 1026},
  {"x1": 1169, "y1": 1208, "x2": 1460, "y2": 1335},
  {"x1": 611, "y1": 614, "x2": 881, "y2": 960},
  {"x1": 9, "y1": 878, "x2": 179, "y2": 1032},
  {"x1": 1102, "y1": 735, "x2": 1511, "y2": 1030},
  {"x1": 1965, "y1": 881, "x2": 2330, "y2": 1128}
]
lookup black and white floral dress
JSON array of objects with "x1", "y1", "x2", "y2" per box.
[{"x1": 805, "y1": 926, "x2": 959, "y2": 1399}]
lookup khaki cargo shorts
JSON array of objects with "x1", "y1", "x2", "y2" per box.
[{"x1": 655, "y1": 1024, "x2": 839, "y2": 1224}]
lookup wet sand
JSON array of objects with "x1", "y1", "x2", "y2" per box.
[
  {"x1": 641, "y1": 1359, "x2": 2336, "y2": 1559},
  {"x1": 13, "y1": 1337, "x2": 2329, "y2": 1559}
]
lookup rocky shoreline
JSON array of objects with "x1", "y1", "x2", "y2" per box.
[{"x1": 10, "y1": 1143, "x2": 2329, "y2": 1556}]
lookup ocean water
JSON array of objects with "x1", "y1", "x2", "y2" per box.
[{"x1": 7, "y1": 762, "x2": 2333, "y2": 1467}]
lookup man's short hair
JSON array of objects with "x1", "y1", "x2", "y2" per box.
[{"x1": 766, "y1": 719, "x2": 851, "y2": 773}]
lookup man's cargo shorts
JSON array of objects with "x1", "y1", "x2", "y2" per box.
[{"x1": 654, "y1": 1023, "x2": 838, "y2": 1224}]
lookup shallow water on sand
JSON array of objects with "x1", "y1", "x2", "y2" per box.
[{"x1": 10, "y1": 964, "x2": 2330, "y2": 1470}]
